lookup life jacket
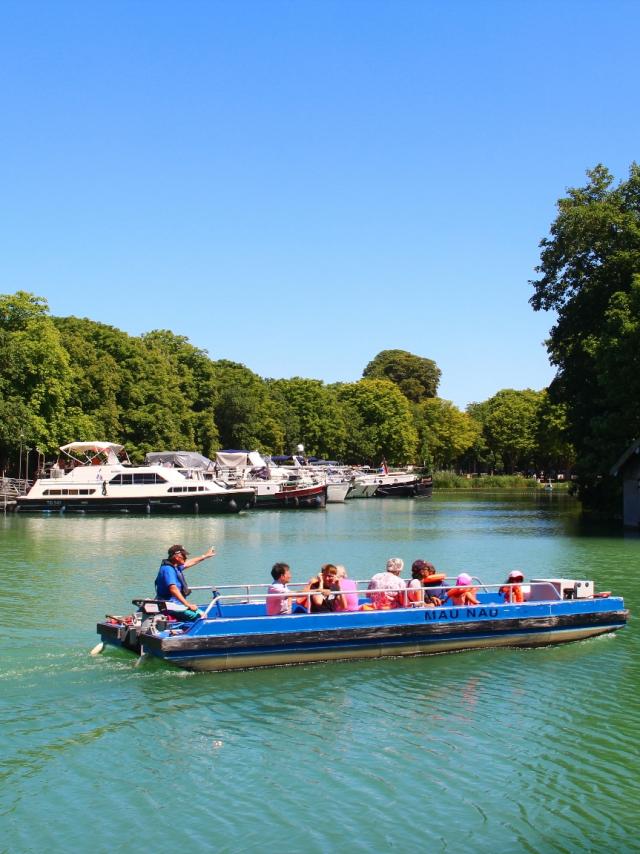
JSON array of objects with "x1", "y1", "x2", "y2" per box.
[
  {"x1": 156, "y1": 559, "x2": 191, "y2": 598},
  {"x1": 500, "y1": 584, "x2": 523, "y2": 603}
]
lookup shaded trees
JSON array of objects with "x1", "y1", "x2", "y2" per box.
[
  {"x1": 267, "y1": 377, "x2": 347, "y2": 458},
  {"x1": 212, "y1": 360, "x2": 284, "y2": 453},
  {"x1": 530, "y1": 164, "x2": 640, "y2": 510}
]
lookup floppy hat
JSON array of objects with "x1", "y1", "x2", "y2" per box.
[{"x1": 456, "y1": 572, "x2": 473, "y2": 586}]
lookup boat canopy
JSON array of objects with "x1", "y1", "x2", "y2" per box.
[
  {"x1": 215, "y1": 450, "x2": 266, "y2": 468},
  {"x1": 59, "y1": 442, "x2": 126, "y2": 465},
  {"x1": 145, "y1": 451, "x2": 215, "y2": 470}
]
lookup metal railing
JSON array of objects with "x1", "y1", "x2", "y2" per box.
[
  {"x1": 186, "y1": 577, "x2": 566, "y2": 620},
  {"x1": 1, "y1": 477, "x2": 32, "y2": 509}
]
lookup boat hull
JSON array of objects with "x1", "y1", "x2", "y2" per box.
[
  {"x1": 16, "y1": 490, "x2": 255, "y2": 514},
  {"x1": 98, "y1": 598, "x2": 628, "y2": 672},
  {"x1": 253, "y1": 484, "x2": 326, "y2": 509}
]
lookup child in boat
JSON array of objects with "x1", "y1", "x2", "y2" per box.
[
  {"x1": 445, "y1": 572, "x2": 480, "y2": 606},
  {"x1": 267, "y1": 562, "x2": 306, "y2": 615},
  {"x1": 499, "y1": 570, "x2": 525, "y2": 603}
]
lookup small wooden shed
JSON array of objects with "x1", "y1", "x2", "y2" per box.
[{"x1": 610, "y1": 439, "x2": 640, "y2": 528}]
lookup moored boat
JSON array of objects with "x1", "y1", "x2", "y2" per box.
[
  {"x1": 17, "y1": 442, "x2": 255, "y2": 514},
  {"x1": 96, "y1": 576, "x2": 628, "y2": 672},
  {"x1": 214, "y1": 451, "x2": 326, "y2": 508}
]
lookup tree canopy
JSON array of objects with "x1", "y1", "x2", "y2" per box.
[
  {"x1": 363, "y1": 349, "x2": 441, "y2": 402},
  {"x1": 336, "y1": 378, "x2": 418, "y2": 465},
  {"x1": 530, "y1": 163, "x2": 640, "y2": 509}
]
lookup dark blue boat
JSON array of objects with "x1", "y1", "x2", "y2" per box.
[{"x1": 96, "y1": 578, "x2": 628, "y2": 672}]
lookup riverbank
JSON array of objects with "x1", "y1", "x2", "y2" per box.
[{"x1": 432, "y1": 471, "x2": 571, "y2": 491}]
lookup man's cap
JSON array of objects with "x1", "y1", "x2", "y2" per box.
[
  {"x1": 168, "y1": 544, "x2": 189, "y2": 557},
  {"x1": 508, "y1": 570, "x2": 524, "y2": 581},
  {"x1": 456, "y1": 572, "x2": 473, "y2": 586}
]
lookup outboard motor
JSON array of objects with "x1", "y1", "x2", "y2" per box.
[{"x1": 133, "y1": 599, "x2": 169, "y2": 634}]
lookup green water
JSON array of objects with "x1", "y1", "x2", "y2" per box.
[{"x1": 1, "y1": 494, "x2": 639, "y2": 853}]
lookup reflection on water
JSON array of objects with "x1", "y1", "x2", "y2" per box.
[{"x1": 1, "y1": 494, "x2": 639, "y2": 853}]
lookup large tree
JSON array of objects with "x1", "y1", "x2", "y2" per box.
[
  {"x1": 212, "y1": 360, "x2": 284, "y2": 453},
  {"x1": 470, "y1": 389, "x2": 543, "y2": 474},
  {"x1": 530, "y1": 164, "x2": 640, "y2": 510},
  {"x1": 362, "y1": 349, "x2": 441, "y2": 402},
  {"x1": 415, "y1": 398, "x2": 481, "y2": 470},
  {"x1": 335, "y1": 378, "x2": 418, "y2": 465},
  {"x1": 267, "y1": 377, "x2": 347, "y2": 459}
]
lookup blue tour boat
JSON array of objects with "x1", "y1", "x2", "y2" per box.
[{"x1": 96, "y1": 577, "x2": 628, "y2": 672}]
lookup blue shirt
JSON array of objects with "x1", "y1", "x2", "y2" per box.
[{"x1": 155, "y1": 561, "x2": 188, "y2": 603}]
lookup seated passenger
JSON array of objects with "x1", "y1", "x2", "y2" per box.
[
  {"x1": 499, "y1": 570, "x2": 525, "y2": 603},
  {"x1": 301, "y1": 564, "x2": 342, "y2": 613},
  {"x1": 367, "y1": 558, "x2": 407, "y2": 609},
  {"x1": 334, "y1": 565, "x2": 359, "y2": 612},
  {"x1": 445, "y1": 572, "x2": 480, "y2": 606},
  {"x1": 408, "y1": 559, "x2": 446, "y2": 606},
  {"x1": 266, "y1": 562, "x2": 305, "y2": 616}
]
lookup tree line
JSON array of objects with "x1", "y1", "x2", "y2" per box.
[{"x1": 0, "y1": 291, "x2": 570, "y2": 477}]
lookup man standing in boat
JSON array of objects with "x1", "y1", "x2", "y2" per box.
[{"x1": 155, "y1": 544, "x2": 216, "y2": 621}]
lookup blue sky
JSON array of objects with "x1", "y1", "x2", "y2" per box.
[{"x1": 2, "y1": 1, "x2": 638, "y2": 408}]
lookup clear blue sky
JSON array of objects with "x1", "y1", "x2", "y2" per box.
[{"x1": 2, "y1": 1, "x2": 638, "y2": 408}]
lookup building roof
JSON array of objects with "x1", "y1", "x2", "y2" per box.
[{"x1": 610, "y1": 439, "x2": 640, "y2": 476}]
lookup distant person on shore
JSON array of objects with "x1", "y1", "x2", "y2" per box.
[
  {"x1": 445, "y1": 573, "x2": 480, "y2": 607},
  {"x1": 155, "y1": 543, "x2": 216, "y2": 621},
  {"x1": 500, "y1": 570, "x2": 525, "y2": 603},
  {"x1": 367, "y1": 558, "x2": 407, "y2": 609}
]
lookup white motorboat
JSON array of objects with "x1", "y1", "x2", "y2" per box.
[
  {"x1": 16, "y1": 442, "x2": 255, "y2": 514},
  {"x1": 214, "y1": 451, "x2": 326, "y2": 508}
]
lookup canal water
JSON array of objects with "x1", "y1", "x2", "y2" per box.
[{"x1": 1, "y1": 494, "x2": 638, "y2": 853}]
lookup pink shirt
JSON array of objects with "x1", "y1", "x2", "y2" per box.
[
  {"x1": 336, "y1": 578, "x2": 359, "y2": 611},
  {"x1": 266, "y1": 581, "x2": 292, "y2": 616}
]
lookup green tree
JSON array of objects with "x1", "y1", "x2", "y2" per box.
[
  {"x1": 475, "y1": 389, "x2": 543, "y2": 474},
  {"x1": 363, "y1": 349, "x2": 441, "y2": 402},
  {"x1": 530, "y1": 164, "x2": 640, "y2": 511},
  {"x1": 415, "y1": 398, "x2": 481, "y2": 470},
  {"x1": 534, "y1": 392, "x2": 575, "y2": 475},
  {"x1": 335, "y1": 378, "x2": 418, "y2": 465},
  {"x1": 267, "y1": 377, "x2": 347, "y2": 459},
  {"x1": 142, "y1": 330, "x2": 220, "y2": 457},
  {"x1": 212, "y1": 360, "x2": 284, "y2": 453},
  {"x1": 0, "y1": 291, "x2": 80, "y2": 468}
]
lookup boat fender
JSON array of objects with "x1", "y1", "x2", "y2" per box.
[{"x1": 228, "y1": 499, "x2": 237, "y2": 512}]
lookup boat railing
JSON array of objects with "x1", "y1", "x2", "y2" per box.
[{"x1": 190, "y1": 578, "x2": 565, "y2": 619}]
